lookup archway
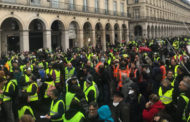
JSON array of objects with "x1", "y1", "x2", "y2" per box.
[
  {"x1": 29, "y1": 19, "x2": 45, "y2": 51},
  {"x1": 134, "y1": 25, "x2": 142, "y2": 40},
  {"x1": 105, "y1": 23, "x2": 112, "y2": 47},
  {"x1": 95, "y1": 23, "x2": 103, "y2": 49},
  {"x1": 122, "y1": 24, "x2": 127, "y2": 43},
  {"x1": 83, "y1": 22, "x2": 92, "y2": 47},
  {"x1": 114, "y1": 23, "x2": 120, "y2": 44},
  {"x1": 1, "y1": 17, "x2": 22, "y2": 54},
  {"x1": 51, "y1": 20, "x2": 64, "y2": 50},
  {"x1": 69, "y1": 21, "x2": 79, "y2": 48}
]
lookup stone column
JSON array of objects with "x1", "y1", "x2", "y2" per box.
[
  {"x1": 155, "y1": 29, "x2": 157, "y2": 38},
  {"x1": 143, "y1": 29, "x2": 147, "y2": 39},
  {"x1": 61, "y1": 30, "x2": 69, "y2": 51},
  {"x1": 152, "y1": 29, "x2": 155, "y2": 39},
  {"x1": 20, "y1": 30, "x2": 29, "y2": 52},
  {"x1": 118, "y1": 30, "x2": 122, "y2": 43},
  {"x1": 126, "y1": 29, "x2": 129, "y2": 42},
  {"x1": 102, "y1": 30, "x2": 106, "y2": 51},
  {"x1": 92, "y1": 30, "x2": 96, "y2": 48},
  {"x1": 129, "y1": 28, "x2": 134, "y2": 41},
  {"x1": 78, "y1": 30, "x2": 84, "y2": 48},
  {"x1": 157, "y1": 29, "x2": 159, "y2": 38},
  {"x1": 43, "y1": 30, "x2": 52, "y2": 51},
  {"x1": 1, "y1": 32, "x2": 7, "y2": 55}
]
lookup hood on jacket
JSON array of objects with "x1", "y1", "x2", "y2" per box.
[{"x1": 98, "y1": 105, "x2": 114, "y2": 122}]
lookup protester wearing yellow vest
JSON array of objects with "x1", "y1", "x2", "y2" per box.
[
  {"x1": 65, "y1": 84, "x2": 81, "y2": 111},
  {"x1": 45, "y1": 89, "x2": 65, "y2": 122},
  {"x1": 65, "y1": 57, "x2": 74, "y2": 64},
  {"x1": 158, "y1": 79, "x2": 174, "y2": 105},
  {"x1": 54, "y1": 69, "x2": 61, "y2": 84},
  {"x1": 176, "y1": 76, "x2": 190, "y2": 122},
  {"x1": 83, "y1": 76, "x2": 97, "y2": 103},
  {"x1": 20, "y1": 68, "x2": 32, "y2": 90},
  {"x1": 18, "y1": 92, "x2": 35, "y2": 120},
  {"x1": 7, "y1": 58, "x2": 13, "y2": 73},
  {"x1": 187, "y1": 115, "x2": 190, "y2": 122},
  {"x1": 174, "y1": 65, "x2": 180, "y2": 78},
  {"x1": 23, "y1": 75, "x2": 39, "y2": 120},
  {"x1": 65, "y1": 63, "x2": 76, "y2": 80},
  {"x1": 166, "y1": 70, "x2": 175, "y2": 87},
  {"x1": 170, "y1": 59, "x2": 179, "y2": 78},
  {"x1": 44, "y1": 79, "x2": 55, "y2": 99},
  {"x1": 0, "y1": 77, "x2": 15, "y2": 122},
  {"x1": 65, "y1": 76, "x2": 80, "y2": 93},
  {"x1": 46, "y1": 63, "x2": 53, "y2": 76},
  {"x1": 26, "y1": 78, "x2": 38, "y2": 103},
  {"x1": 63, "y1": 99, "x2": 85, "y2": 122},
  {"x1": 65, "y1": 91, "x2": 76, "y2": 111}
]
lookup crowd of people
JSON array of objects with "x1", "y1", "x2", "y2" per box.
[{"x1": 0, "y1": 36, "x2": 190, "y2": 122}]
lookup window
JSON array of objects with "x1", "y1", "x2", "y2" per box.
[
  {"x1": 30, "y1": 0, "x2": 40, "y2": 5},
  {"x1": 52, "y1": 0, "x2": 59, "y2": 8},
  {"x1": 120, "y1": 3, "x2": 124, "y2": 16},
  {"x1": 70, "y1": 0, "x2": 75, "y2": 10},
  {"x1": 113, "y1": 1, "x2": 117, "y2": 15},
  {"x1": 126, "y1": 0, "x2": 128, "y2": 4},
  {"x1": 95, "y1": 0, "x2": 99, "y2": 13},
  {"x1": 105, "y1": 0, "x2": 109, "y2": 14},
  {"x1": 134, "y1": 0, "x2": 139, "y2": 3},
  {"x1": 83, "y1": 0, "x2": 88, "y2": 11},
  {"x1": 146, "y1": 8, "x2": 149, "y2": 17},
  {"x1": 134, "y1": 8, "x2": 140, "y2": 19}
]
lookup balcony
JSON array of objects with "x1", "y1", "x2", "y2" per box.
[
  {"x1": 0, "y1": 0, "x2": 130, "y2": 18},
  {"x1": 130, "y1": 16, "x2": 184, "y2": 23}
]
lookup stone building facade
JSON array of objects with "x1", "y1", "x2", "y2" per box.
[
  {"x1": 0, "y1": 0, "x2": 130, "y2": 55},
  {"x1": 127, "y1": 0, "x2": 190, "y2": 40}
]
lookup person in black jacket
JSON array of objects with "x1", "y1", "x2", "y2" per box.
[
  {"x1": 95, "y1": 64, "x2": 111, "y2": 106},
  {"x1": 0, "y1": 76, "x2": 15, "y2": 122},
  {"x1": 173, "y1": 66, "x2": 187, "y2": 104},
  {"x1": 153, "y1": 110, "x2": 173, "y2": 122},
  {"x1": 18, "y1": 92, "x2": 35, "y2": 120},
  {"x1": 126, "y1": 82, "x2": 146, "y2": 122},
  {"x1": 63, "y1": 99, "x2": 85, "y2": 122},
  {"x1": 175, "y1": 76, "x2": 190, "y2": 122},
  {"x1": 109, "y1": 91, "x2": 130, "y2": 122}
]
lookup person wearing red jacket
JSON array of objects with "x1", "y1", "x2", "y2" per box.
[{"x1": 143, "y1": 94, "x2": 165, "y2": 122}]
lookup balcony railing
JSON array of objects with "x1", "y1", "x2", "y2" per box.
[
  {"x1": 0, "y1": 0, "x2": 130, "y2": 18},
  {"x1": 131, "y1": 16, "x2": 185, "y2": 23}
]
